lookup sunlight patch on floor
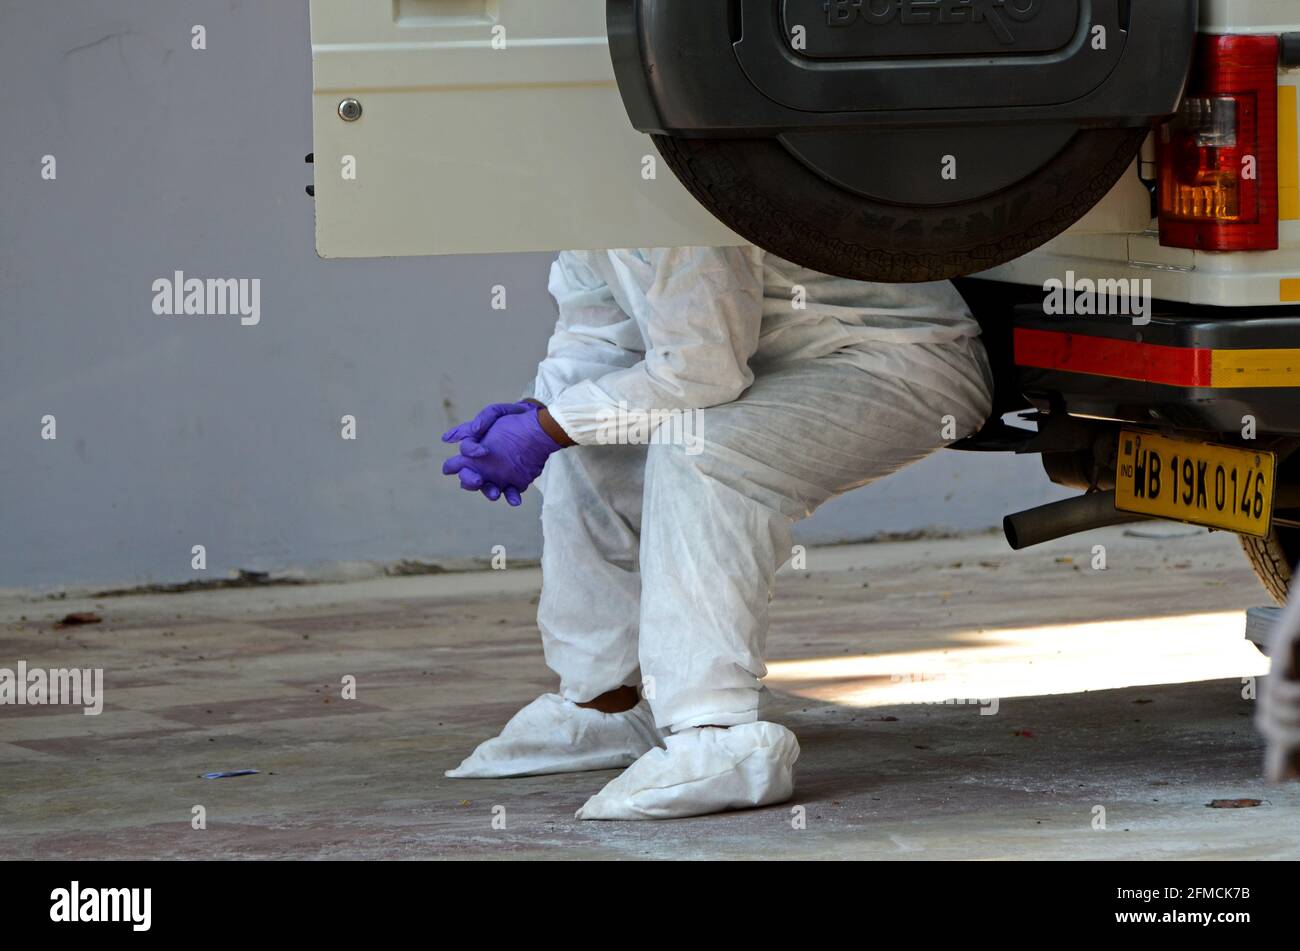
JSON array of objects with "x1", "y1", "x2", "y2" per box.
[{"x1": 766, "y1": 611, "x2": 1270, "y2": 707}]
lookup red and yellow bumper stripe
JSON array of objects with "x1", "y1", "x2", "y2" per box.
[{"x1": 1014, "y1": 328, "x2": 1300, "y2": 389}]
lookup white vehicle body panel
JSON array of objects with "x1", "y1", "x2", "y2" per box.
[
  {"x1": 310, "y1": 0, "x2": 1299, "y2": 308},
  {"x1": 309, "y1": 0, "x2": 738, "y2": 259},
  {"x1": 1200, "y1": 0, "x2": 1300, "y2": 32},
  {"x1": 982, "y1": 0, "x2": 1300, "y2": 307}
]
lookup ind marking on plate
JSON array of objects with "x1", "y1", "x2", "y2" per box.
[{"x1": 1115, "y1": 430, "x2": 1276, "y2": 538}]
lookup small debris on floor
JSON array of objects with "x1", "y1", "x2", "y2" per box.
[
  {"x1": 1207, "y1": 798, "x2": 1263, "y2": 809},
  {"x1": 385, "y1": 560, "x2": 447, "y2": 577},
  {"x1": 200, "y1": 769, "x2": 260, "y2": 780},
  {"x1": 57, "y1": 611, "x2": 101, "y2": 627},
  {"x1": 1124, "y1": 525, "x2": 1207, "y2": 540},
  {"x1": 92, "y1": 572, "x2": 307, "y2": 597}
]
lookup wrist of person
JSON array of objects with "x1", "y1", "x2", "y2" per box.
[{"x1": 522, "y1": 399, "x2": 576, "y2": 449}]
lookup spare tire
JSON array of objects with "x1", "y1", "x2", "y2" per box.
[
  {"x1": 652, "y1": 128, "x2": 1147, "y2": 284},
  {"x1": 610, "y1": 1, "x2": 1195, "y2": 282}
]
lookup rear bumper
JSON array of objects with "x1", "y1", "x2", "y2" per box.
[{"x1": 1013, "y1": 304, "x2": 1300, "y2": 435}]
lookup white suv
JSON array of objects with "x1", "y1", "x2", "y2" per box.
[{"x1": 307, "y1": 1, "x2": 1299, "y2": 597}]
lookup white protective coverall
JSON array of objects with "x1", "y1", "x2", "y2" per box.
[{"x1": 448, "y1": 246, "x2": 994, "y2": 819}]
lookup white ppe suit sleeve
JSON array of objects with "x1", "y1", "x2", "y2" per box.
[
  {"x1": 526, "y1": 253, "x2": 646, "y2": 406},
  {"x1": 544, "y1": 247, "x2": 765, "y2": 446}
]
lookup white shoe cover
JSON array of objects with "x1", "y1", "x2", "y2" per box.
[
  {"x1": 575, "y1": 721, "x2": 800, "y2": 820},
  {"x1": 445, "y1": 693, "x2": 662, "y2": 778}
]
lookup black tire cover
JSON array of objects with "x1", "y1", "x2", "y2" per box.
[
  {"x1": 653, "y1": 128, "x2": 1147, "y2": 283},
  {"x1": 609, "y1": 0, "x2": 1196, "y2": 281}
]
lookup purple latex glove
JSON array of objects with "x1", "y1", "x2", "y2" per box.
[
  {"x1": 441, "y1": 401, "x2": 563, "y2": 506},
  {"x1": 441, "y1": 402, "x2": 531, "y2": 444}
]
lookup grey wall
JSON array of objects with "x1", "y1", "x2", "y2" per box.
[{"x1": 0, "y1": 0, "x2": 1067, "y2": 590}]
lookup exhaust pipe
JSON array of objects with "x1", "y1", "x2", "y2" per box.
[{"x1": 1003, "y1": 490, "x2": 1152, "y2": 551}]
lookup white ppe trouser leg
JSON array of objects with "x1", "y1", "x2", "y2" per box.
[
  {"x1": 537, "y1": 442, "x2": 647, "y2": 704},
  {"x1": 537, "y1": 337, "x2": 993, "y2": 731},
  {"x1": 445, "y1": 445, "x2": 657, "y2": 780}
]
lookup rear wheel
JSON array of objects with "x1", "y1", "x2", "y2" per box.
[
  {"x1": 1241, "y1": 527, "x2": 1300, "y2": 605},
  {"x1": 652, "y1": 128, "x2": 1148, "y2": 283}
]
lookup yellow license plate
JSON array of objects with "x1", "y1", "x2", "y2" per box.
[{"x1": 1115, "y1": 430, "x2": 1276, "y2": 537}]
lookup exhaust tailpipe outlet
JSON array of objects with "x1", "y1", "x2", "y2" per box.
[{"x1": 1003, "y1": 490, "x2": 1152, "y2": 551}]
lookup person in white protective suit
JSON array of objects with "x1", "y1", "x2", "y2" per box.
[{"x1": 440, "y1": 246, "x2": 994, "y2": 820}]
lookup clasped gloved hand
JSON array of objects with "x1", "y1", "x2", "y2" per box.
[{"x1": 441, "y1": 401, "x2": 564, "y2": 506}]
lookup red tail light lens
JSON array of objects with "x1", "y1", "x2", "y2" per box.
[{"x1": 1158, "y1": 34, "x2": 1279, "y2": 252}]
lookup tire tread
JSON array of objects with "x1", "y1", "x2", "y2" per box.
[
  {"x1": 1241, "y1": 533, "x2": 1295, "y2": 606},
  {"x1": 652, "y1": 129, "x2": 1148, "y2": 283}
]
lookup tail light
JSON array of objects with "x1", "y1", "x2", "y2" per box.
[{"x1": 1158, "y1": 34, "x2": 1279, "y2": 252}]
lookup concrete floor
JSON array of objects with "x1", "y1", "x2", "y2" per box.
[{"x1": 2, "y1": 526, "x2": 1296, "y2": 860}]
